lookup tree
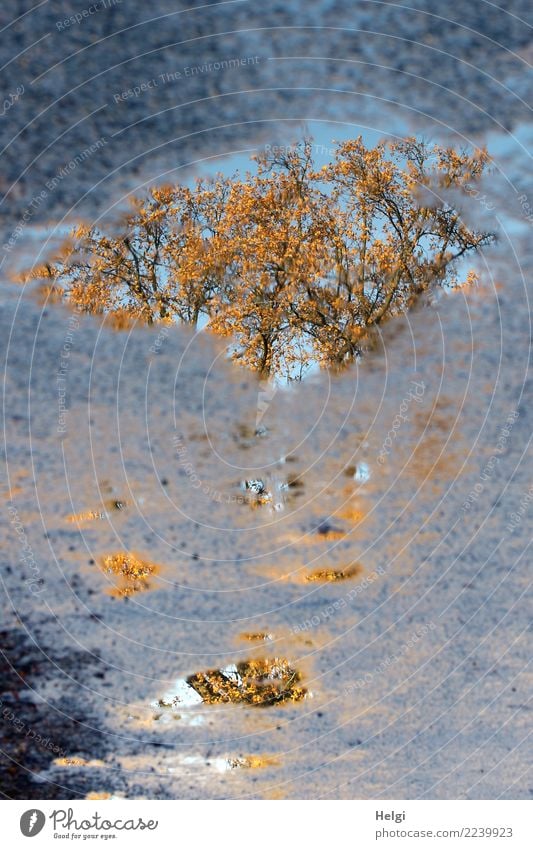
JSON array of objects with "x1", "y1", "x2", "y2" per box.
[
  {"x1": 208, "y1": 142, "x2": 333, "y2": 377},
  {"x1": 24, "y1": 137, "x2": 494, "y2": 376},
  {"x1": 27, "y1": 183, "x2": 227, "y2": 327},
  {"x1": 292, "y1": 137, "x2": 493, "y2": 367}
]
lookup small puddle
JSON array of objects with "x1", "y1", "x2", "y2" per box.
[
  {"x1": 224, "y1": 755, "x2": 279, "y2": 770},
  {"x1": 53, "y1": 756, "x2": 105, "y2": 768},
  {"x1": 238, "y1": 632, "x2": 274, "y2": 643},
  {"x1": 101, "y1": 551, "x2": 160, "y2": 597},
  {"x1": 304, "y1": 563, "x2": 363, "y2": 583},
  {"x1": 240, "y1": 473, "x2": 306, "y2": 512},
  {"x1": 66, "y1": 499, "x2": 127, "y2": 524},
  {"x1": 86, "y1": 792, "x2": 124, "y2": 800},
  {"x1": 180, "y1": 754, "x2": 280, "y2": 773},
  {"x1": 154, "y1": 658, "x2": 306, "y2": 711}
]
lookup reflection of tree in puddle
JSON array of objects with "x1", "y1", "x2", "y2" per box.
[
  {"x1": 258, "y1": 558, "x2": 367, "y2": 586},
  {"x1": 156, "y1": 658, "x2": 306, "y2": 710},
  {"x1": 241, "y1": 473, "x2": 305, "y2": 512},
  {"x1": 345, "y1": 462, "x2": 372, "y2": 484},
  {"x1": 86, "y1": 792, "x2": 114, "y2": 800},
  {"x1": 101, "y1": 551, "x2": 159, "y2": 597},
  {"x1": 305, "y1": 563, "x2": 362, "y2": 583},
  {"x1": 53, "y1": 756, "x2": 104, "y2": 768},
  {"x1": 181, "y1": 754, "x2": 280, "y2": 772},
  {"x1": 238, "y1": 632, "x2": 273, "y2": 643},
  {"x1": 67, "y1": 508, "x2": 106, "y2": 523},
  {"x1": 225, "y1": 755, "x2": 279, "y2": 770},
  {"x1": 67, "y1": 499, "x2": 127, "y2": 524}
]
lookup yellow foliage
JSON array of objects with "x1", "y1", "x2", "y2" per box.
[
  {"x1": 304, "y1": 563, "x2": 363, "y2": 582},
  {"x1": 24, "y1": 138, "x2": 493, "y2": 376},
  {"x1": 101, "y1": 551, "x2": 159, "y2": 597},
  {"x1": 185, "y1": 658, "x2": 306, "y2": 707}
]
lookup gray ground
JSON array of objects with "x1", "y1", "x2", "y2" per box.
[{"x1": 0, "y1": 0, "x2": 531, "y2": 799}]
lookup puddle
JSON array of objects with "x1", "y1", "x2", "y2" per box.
[
  {"x1": 67, "y1": 509, "x2": 106, "y2": 524},
  {"x1": 238, "y1": 632, "x2": 274, "y2": 643},
  {"x1": 223, "y1": 755, "x2": 279, "y2": 770},
  {"x1": 242, "y1": 478, "x2": 274, "y2": 507},
  {"x1": 353, "y1": 462, "x2": 372, "y2": 484},
  {"x1": 179, "y1": 754, "x2": 280, "y2": 773},
  {"x1": 240, "y1": 474, "x2": 303, "y2": 512},
  {"x1": 304, "y1": 564, "x2": 363, "y2": 583},
  {"x1": 155, "y1": 658, "x2": 306, "y2": 711},
  {"x1": 101, "y1": 552, "x2": 160, "y2": 597},
  {"x1": 86, "y1": 792, "x2": 124, "y2": 801},
  {"x1": 66, "y1": 500, "x2": 127, "y2": 525},
  {"x1": 53, "y1": 757, "x2": 105, "y2": 768}
]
